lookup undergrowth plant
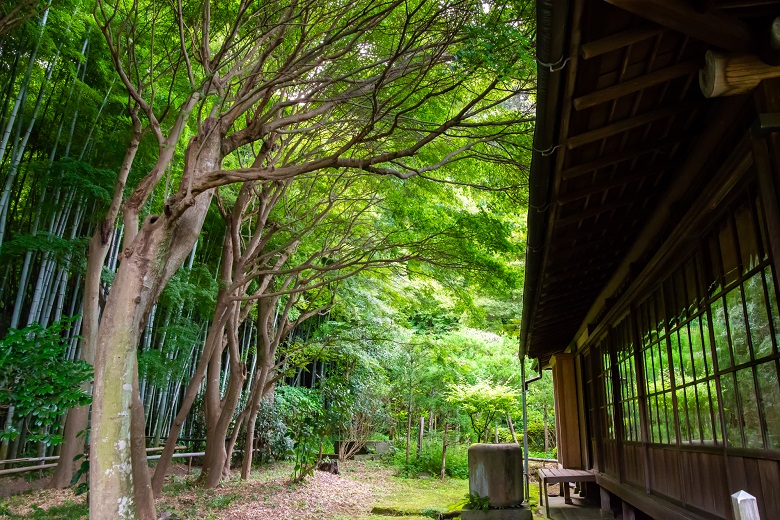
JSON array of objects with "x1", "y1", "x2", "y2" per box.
[{"x1": 392, "y1": 442, "x2": 469, "y2": 479}]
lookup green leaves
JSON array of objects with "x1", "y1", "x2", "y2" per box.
[
  {"x1": 446, "y1": 379, "x2": 519, "y2": 443},
  {"x1": 0, "y1": 317, "x2": 92, "y2": 445},
  {"x1": 446, "y1": 380, "x2": 519, "y2": 417},
  {"x1": 465, "y1": 492, "x2": 491, "y2": 511}
]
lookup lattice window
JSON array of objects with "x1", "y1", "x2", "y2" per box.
[
  {"x1": 598, "y1": 338, "x2": 615, "y2": 440},
  {"x1": 638, "y1": 289, "x2": 675, "y2": 444},
  {"x1": 705, "y1": 192, "x2": 780, "y2": 449},
  {"x1": 614, "y1": 316, "x2": 640, "y2": 442}
]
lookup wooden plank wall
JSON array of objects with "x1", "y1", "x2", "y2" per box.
[
  {"x1": 621, "y1": 444, "x2": 644, "y2": 487},
  {"x1": 552, "y1": 353, "x2": 583, "y2": 469},
  {"x1": 587, "y1": 396, "x2": 780, "y2": 519}
]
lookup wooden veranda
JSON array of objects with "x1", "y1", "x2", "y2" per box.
[{"x1": 523, "y1": 1, "x2": 780, "y2": 519}]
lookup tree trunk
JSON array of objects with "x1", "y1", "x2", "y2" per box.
[
  {"x1": 199, "y1": 329, "x2": 246, "y2": 488},
  {"x1": 131, "y1": 363, "x2": 155, "y2": 519},
  {"x1": 0, "y1": 406, "x2": 14, "y2": 467},
  {"x1": 440, "y1": 422, "x2": 448, "y2": 480},
  {"x1": 89, "y1": 122, "x2": 218, "y2": 518},
  {"x1": 241, "y1": 342, "x2": 275, "y2": 479},
  {"x1": 198, "y1": 256, "x2": 247, "y2": 489},
  {"x1": 50, "y1": 117, "x2": 141, "y2": 489},
  {"x1": 507, "y1": 414, "x2": 519, "y2": 445},
  {"x1": 405, "y1": 411, "x2": 412, "y2": 466}
]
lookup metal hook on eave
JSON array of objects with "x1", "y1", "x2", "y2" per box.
[
  {"x1": 536, "y1": 55, "x2": 572, "y2": 72},
  {"x1": 532, "y1": 143, "x2": 563, "y2": 157}
]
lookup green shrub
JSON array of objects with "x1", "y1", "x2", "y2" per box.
[
  {"x1": 421, "y1": 507, "x2": 446, "y2": 518},
  {"x1": 0, "y1": 318, "x2": 92, "y2": 445},
  {"x1": 391, "y1": 441, "x2": 469, "y2": 478},
  {"x1": 465, "y1": 492, "x2": 490, "y2": 511},
  {"x1": 253, "y1": 398, "x2": 292, "y2": 463}
]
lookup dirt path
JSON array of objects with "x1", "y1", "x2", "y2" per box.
[
  {"x1": 0, "y1": 461, "x2": 467, "y2": 519},
  {"x1": 0, "y1": 461, "x2": 398, "y2": 519}
]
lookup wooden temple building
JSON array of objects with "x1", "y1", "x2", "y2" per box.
[{"x1": 522, "y1": 1, "x2": 780, "y2": 518}]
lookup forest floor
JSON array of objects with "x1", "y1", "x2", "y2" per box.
[{"x1": 0, "y1": 460, "x2": 475, "y2": 519}]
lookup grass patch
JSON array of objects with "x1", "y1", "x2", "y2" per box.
[
  {"x1": 0, "y1": 498, "x2": 88, "y2": 519},
  {"x1": 344, "y1": 473, "x2": 468, "y2": 520}
]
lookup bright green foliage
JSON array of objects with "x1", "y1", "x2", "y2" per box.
[
  {"x1": 446, "y1": 380, "x2": 518, "y2": 443},
  {"x1": 0, "y1": 318, "x2": 92, "y2": 445}
]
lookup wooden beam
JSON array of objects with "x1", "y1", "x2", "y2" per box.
[
  {"x1": 542, "y1": 269, "x2": 605, "y2": 289},
  {"x1": 604, "y1": 0, "x2": 754, "y2": 53},
  {"x1": 581, "y1": 26, "x2": 666, "y2": 60},
  {"x1": 555, "y1": 198, "x2": 637, "y2": 228},
  {"x1": 561, "y1": 134, "x2": 688, "y2": 180},
  {"x1": 537, "y1": 290, "x2": 600, "y2": 306},
  {"x1": 533, "y1": 313, "x2": 591, "y2": 330},
  {"x1": 551, "y1": 217, "x2": 637, "y2": 244},
  {"x1": 548, "y1": 235, "x2": 621, "y2": 253},
  {"x1": 565, "y1": 104, "x2": 692, "y2": 149},
  {"x1": 533, "y1": 311, "x2": 590, "y2": 328},
  {"x1": 543, "y1": 269, "x2": 610, "y2": 287},
  {"x1": 700, "y1": 50, "x2": 780, "y2": 97},
  {"x1": 573, "y1": 61, "x2": 699, "y2": 111},
  {"x1": 548, "y1": 236, "x2": 627, "y2": 258},
  {"x1": 558, "y1": 165, "x2": 669, "y2": 204},
  {"x1": 543, "y1": 269, "x2": 610, "y2": 285}
]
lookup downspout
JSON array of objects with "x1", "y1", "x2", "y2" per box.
[{"x1": 521, "y1": 357, "x2": 543, "y2": 501}]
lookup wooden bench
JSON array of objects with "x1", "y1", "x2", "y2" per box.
[{"x1": 538, "y1": 468, "x2": 596, "y2": 518}]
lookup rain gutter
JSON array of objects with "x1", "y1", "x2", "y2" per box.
[
  {"x1": 519, "y1": 0, "x2": 570, "y2": 360},
  {"x1": 520, "y1": 0, "x2": 570, "y2": 501}
]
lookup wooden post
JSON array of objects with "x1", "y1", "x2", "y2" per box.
[
  {"x1": 600, "y1": 487, "x2": 612, "y2": 514},
  {"x1": 622, "y1": 501, "x2": 637, "y2": 520},
  {"x1": 417, "y1": 416, "x2": 424, "y2": 453},
  {"x1": 551, "y1": 353, "x2": 583, "y2": 469},
  {"x1": 731, "y1": 490, "x2": 760, "y2": 520}
]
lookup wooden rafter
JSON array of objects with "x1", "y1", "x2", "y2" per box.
[
  {"x1": 557, "y1": 165, "x2": 669, "y2": 204},
  {"x1": 573, "y1": 61, "x2": 699, "y2": 111},
  {"x1": 542, "y1": 269, "x2": 610, "y2": 285},
  {"x1": 561, "y1": 134, "x2": 687, "y2": 180},
  {"x1": 551, "y1": 216, "x2": 639, "y2": 244},
  {"x1": 565, "y1": 104, "x2": 692, "y2": 149},
  {"x1": 547, "y1": 236, "x2": 626, "y2": 258},
  {"x1": 580, "y1": 26, "x2": 666, "y2": 60},
  {"x1": 604, "y1": 0, "x2": 755, "y2": 53},
  {"x1": 532, "y1": 308, "x2": 594, "y2": 328},
  {"x1": 555, "y1": 198, "x2": 637, "y2": 228}
]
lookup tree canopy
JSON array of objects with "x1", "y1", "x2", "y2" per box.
[{"x1": 0, "y1": 0, "x2": 539, "y2": 517}]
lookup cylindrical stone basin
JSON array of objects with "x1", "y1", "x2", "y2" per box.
[{"x1": 467, "y1": 443, "x2": 523, "y2": 508}]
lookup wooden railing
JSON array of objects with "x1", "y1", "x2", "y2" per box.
[{"x1": 0, "y1": 445, "x2": 201, "y2": 477}]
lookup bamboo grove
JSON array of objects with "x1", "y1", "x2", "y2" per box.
[{"x1": 0, "y1": 0, "x2": 536, "y2": 518}]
